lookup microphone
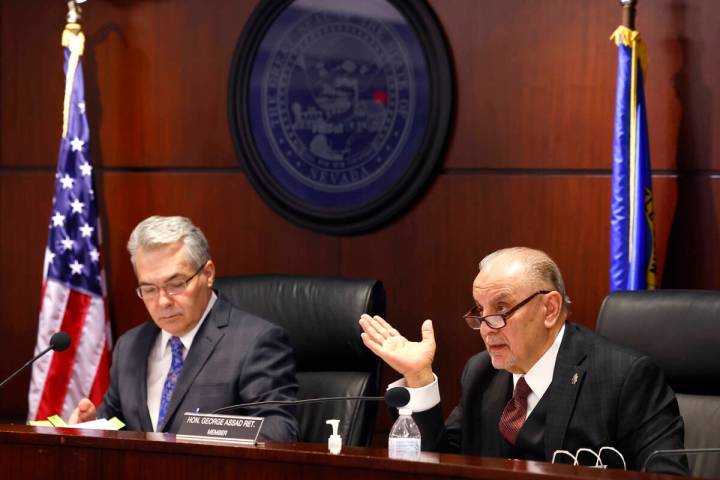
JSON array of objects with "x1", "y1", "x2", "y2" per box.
[
  {"x1": 211, "y1": 386, "x2": 411, "y2": 415},
  {"x1": 50, "y1": 331, "x2": 72, "y2": 352},
  {"x1": 642, "y1": 448, "x2": 720, "y2": 472},
  {"x1": 0, "y1": 332, "x2": 71, "y2": 389}
]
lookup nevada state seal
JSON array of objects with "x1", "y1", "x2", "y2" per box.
[{"x1": 229, "y1": 0, "x2": 453, "y2": 234}]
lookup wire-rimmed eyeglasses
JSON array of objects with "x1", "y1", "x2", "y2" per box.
[{"x1": 135, "y1": 263, "x2": 206, "y2": 299}]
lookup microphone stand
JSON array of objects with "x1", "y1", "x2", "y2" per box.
[
  {"x1": 0, "y1": 346, "x2": 54, "y2": 389},
  {"x1": 211, "y1": 387, "x2": 410, "y2": 414},
  {"x1": 212, "y1": 396, "x2": 386, "y2": 415}
]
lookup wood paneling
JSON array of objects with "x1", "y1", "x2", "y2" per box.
[
  {"x1": 431, "y1": 0, "x2": 720, "y2": 171},
  {"x1": 2, "y1": 1, "x2": 720, "y2": 435},
  {"x1": 432, "y1": 0, "x2": 618, "y2": 170},
  {"x1": 0, "y1": 2, "x2": 66, "y2": 168},
  {"x1": 0, "y1": 172, "x2": 54, "y2": 414}
]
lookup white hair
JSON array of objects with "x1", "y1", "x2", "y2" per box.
[{"x1": 479, "y1": 247, "x2": 572, "y2": 311}]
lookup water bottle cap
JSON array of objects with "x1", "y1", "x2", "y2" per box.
[{"x1": 398, "y1": 407, "x2": 413, "y2": 416}]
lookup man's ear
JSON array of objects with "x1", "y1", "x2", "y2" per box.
[
  {"x1": 205, "y1": 260, "x2": 216, "y2": 287},
  {"x1": 543, "y1": 291, "x2": 563, "y2": 328}
]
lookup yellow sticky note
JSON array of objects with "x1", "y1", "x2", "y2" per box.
[
  {"x1": 47, "y1": 415, "x2": 67, "y2": 427},
  {"x1": 108, "y1": 417, "x2": 125, "y2": 430},
  {"x1": 28, "y1": 420, "x2": 54, "y2": 427}
]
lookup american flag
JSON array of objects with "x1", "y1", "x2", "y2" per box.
[{"x1": 27, "y1": 24, "x2": 112, "y2": 421}]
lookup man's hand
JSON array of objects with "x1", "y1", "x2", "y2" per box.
[
  {"x1": 359, "y1": 314, "x2": 436, "y2": 388},
  {"x1": 68, "y1": 398, "x2": 97, "y2": 424}
]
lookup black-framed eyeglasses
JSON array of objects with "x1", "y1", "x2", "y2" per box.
[
  {"x1": 462, "y1": 290, "x2": 551, "y2": 330},
  {"x1": 135, "y1": 263, "x2": 207, "y2": 300}
]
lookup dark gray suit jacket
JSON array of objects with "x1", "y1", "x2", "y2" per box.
[
  {"x1": 413, "y1": 322, "x2": 688, "y2": 475},
  {"x1": 97, "y1": 294, "x2": 298, "y2": 441}
]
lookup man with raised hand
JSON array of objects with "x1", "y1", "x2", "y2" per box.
[{"x1": 359, "y1": 247, "x2": 686, "y2": 474}]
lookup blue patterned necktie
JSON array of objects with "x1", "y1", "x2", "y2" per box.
[{"x1": 157, "y1": 336, "x2": 184, "y2": 430}]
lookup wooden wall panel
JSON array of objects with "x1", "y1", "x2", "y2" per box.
[
  {"x1": 0, "y1": 2, "x2": 65, "y2": 168},
  {"x1": 0, "y1": 0, "x2": 253, "y2": 169},
  {"x1": 0, "y1": 172, "x2": 54, "y2": 414},
  {"x1": 662, "y1": 175, "x2": 720, "y2": 289},
  {"x1": 80, "y1": 0, "x2": 256, "y2": 168},
  {"x1": 432, "y1": 0, "x2": 617, "y2": 170},
  {"x1": 2, "y1": 0, "x2": 719, "y2": 433},
  {"x1": 432, "y1": 0, "x2": 720, "y2": 171},
  {"x1": 641, "y1": 0, "x2": 720, "y2": 171}
]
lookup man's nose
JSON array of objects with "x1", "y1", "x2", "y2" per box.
[
  {"x1": 480, "y1": 322, "x2": 500, "y2": 338},
  {"x1": 157, "y1": 288, "x2": 173, "y2": 306}
]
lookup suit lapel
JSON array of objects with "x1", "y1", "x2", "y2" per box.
[
  {"x1": 159, "y1": 297, "x2": 228, "y2": 431},
  {"x1": 544, "y1": 323, "x2": 587, "y2": 459},
  {"x1": 480, "y1": 370, "x2": 513, "y2": 457},
  {"x1": 131, "y1": 322, "x2": 159, "y2": 432}
]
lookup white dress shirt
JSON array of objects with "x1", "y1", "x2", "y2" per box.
[
  {"x1": 146, "y1": 292, "x2": 217, "y2": 431},
  {"x1": 393, "y1": 324, "x2": 566, "y2": 418},
  {"x1": 511, "y1": 324, "x2": 564, "y2": 417}
]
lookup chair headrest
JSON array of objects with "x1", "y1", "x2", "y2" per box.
[
  {"x1": 596, "y1": 290, "x2": 720, "y2": 395},
  {"x1": 215, "y1": 275, "x2": 385, "y2": 372}
]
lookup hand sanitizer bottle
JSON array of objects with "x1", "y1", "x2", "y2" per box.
[{"x1": 326, "y1": 419, "x2": 342, "y2": 455}]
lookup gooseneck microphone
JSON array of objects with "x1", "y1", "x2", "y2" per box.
[
  {"x1": 49, "y1": 332, "x2": 72, "y2": 352},
  {"x1": 211, "y1": 386, "x2": 411, "y2": 415},
  {"x1": 0, "y1": 332, "x2": 71, "y2": 389}
]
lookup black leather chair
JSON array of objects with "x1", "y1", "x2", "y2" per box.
[
  {"x1": 214, "y1": 275, "x2": 385, "y2": 447},
  {"x1": 596, "y1": 290, "x2": 720, "y2": 479}
]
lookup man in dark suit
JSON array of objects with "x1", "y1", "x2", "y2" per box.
[
  {"x1": 70, "y1": 216, "x2": 297, "y2": 440},
  {"x1": 359, "y1": 247, "x2": 687, "y2": 474}
]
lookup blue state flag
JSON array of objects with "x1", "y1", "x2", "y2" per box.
[{"x1": 609, "y1": 26, "x2": 656, "y2": 291}]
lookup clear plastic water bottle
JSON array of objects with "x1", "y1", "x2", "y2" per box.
[{"x1": 388, "y1": 408, "x2": 421, "y2": 460}]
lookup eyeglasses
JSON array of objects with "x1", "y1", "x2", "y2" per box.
[
  {"x1": 135, "y1": 263, "x2": 206, "y2": 300},
  {"x1": 463, "y1": 290, "x2": 551, "y2": 330}
]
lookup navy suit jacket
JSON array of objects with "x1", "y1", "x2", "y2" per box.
[
  {"x1": 97, "y1": 294, "x2": 298, "y2": 441},
  {"x1": 413, "y1": 322, "x2": 688, "y2": 475}
]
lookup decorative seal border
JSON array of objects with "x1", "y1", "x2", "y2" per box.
[{"x1": 229, "y1": 0, "x2": 453, "y2": 235}]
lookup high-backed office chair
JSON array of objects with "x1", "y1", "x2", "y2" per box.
[
  {"x1": 214, "y1": 275, "x2": 385, "y2": 446},
  {"x1": 596, "y1": 290, "x2": 720, "y2": 479}
]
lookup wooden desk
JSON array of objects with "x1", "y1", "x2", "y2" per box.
[{"x1": 0, "y1": 425, "x2": 682, "y2": 479}]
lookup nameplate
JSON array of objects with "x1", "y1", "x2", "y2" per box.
[{"x1": 176, "y1": 413, "x2": 264, "y2": 444}]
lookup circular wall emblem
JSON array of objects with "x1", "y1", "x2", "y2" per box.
[{"x1": 229, "y1": 0, "x2": 453, "y2": 234}]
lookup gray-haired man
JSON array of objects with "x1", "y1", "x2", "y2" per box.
[
  {"x1": 360, "y1": 247, "x2": 687, "y2": 474},
  {"x1": 70, "y1": 215, "x2": 298, "y2": 440}
]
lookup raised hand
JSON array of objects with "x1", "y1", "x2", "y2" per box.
[{"x1": 359, "y1": 314, "x2": 436, "y2": 388}]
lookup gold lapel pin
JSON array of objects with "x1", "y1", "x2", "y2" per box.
[{"x1": 571, "y1": 373, "x2": 579, "y2": 385}]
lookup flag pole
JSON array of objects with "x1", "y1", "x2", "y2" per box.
[{"x1": 620, "y1": 0, "x2": 637, "y2": 30}]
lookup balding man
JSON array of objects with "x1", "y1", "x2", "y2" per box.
[{"x1": 360, "y1": 247, "x2": 687, "y2": 474}]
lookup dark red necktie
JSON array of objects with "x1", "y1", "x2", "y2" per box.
[{"x1": 498, "y1": 376, "x2": 532, "y2": 445}]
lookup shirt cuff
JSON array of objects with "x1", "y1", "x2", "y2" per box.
[{"x1": 388, "y1": 374, "x2": 440, "y2": 413}]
